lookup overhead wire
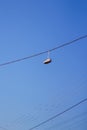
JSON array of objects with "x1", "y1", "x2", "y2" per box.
[
  {"x1": 28, "y1": 98, "x2": 87, "y2": 130},
  {"x1": 9, "y1": 81, "x2": 87, "y2": 129},
  {"x1": 46, "y1": 111, "x2": 87, "y2": 130},
  {"x1": 0, "y1": 34, "x2": 87, "y2": 67}
]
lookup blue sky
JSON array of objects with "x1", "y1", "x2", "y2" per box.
[{"x1": 0, "y1": 0, "x2": 87, "y2": 130}]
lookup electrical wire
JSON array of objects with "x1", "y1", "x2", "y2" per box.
[
  {"x1": 0, "y1": 35, "x2": 87, "y2": 67},
  {"x1": 28, "y1": 98, "x2": 87, "y2": 130},
  {"x1": 46, "y1": 111, "x2": 87, "y2": 130}
]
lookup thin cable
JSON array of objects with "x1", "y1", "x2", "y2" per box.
[
  {"x1": 28, "y1": 98, "x2": 87, "y2": 130},
  {"x1": 0, "y1": 35, "x2": 87, "y2": 67}
]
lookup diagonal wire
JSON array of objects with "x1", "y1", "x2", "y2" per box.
[
  {"x1": 0, "y1": 35, "x2": 87, "y2": 67},
  {"x1": 28, "y1": 98, "x2": 87, "y2": 130}
]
